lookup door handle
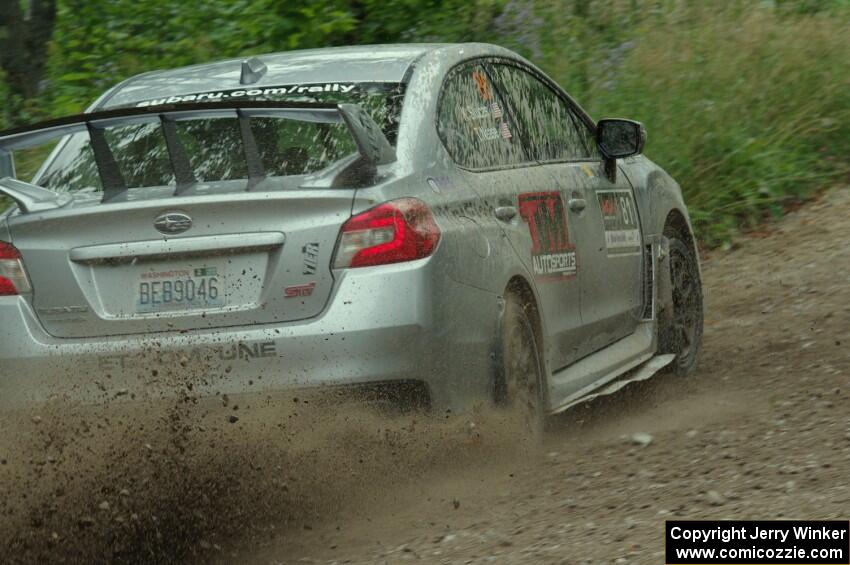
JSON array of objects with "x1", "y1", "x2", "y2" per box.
[
  {"x1": 568, "y1": 198, "x2": 587, "y2": 212},
  {"x1": 495, "y1": 206, "x2": 517, "y2": 222}
]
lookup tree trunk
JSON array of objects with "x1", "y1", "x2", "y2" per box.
[{"x1": 0, "y1": 0, "x2": 57, "y2": 124}]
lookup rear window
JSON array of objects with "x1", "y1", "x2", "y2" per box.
[{"x1": 29, "y1": 82, "x2": 404, "y2": 194}]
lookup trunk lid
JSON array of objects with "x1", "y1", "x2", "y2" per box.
[{"x1": 8, "y1": 190, "x2": 352, "y2": 338}]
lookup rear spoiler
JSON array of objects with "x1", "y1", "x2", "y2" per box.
[{"x1": 0, "y1": 100, "x2": 397, "y2": 212}]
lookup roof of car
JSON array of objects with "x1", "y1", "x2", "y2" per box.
[{"x1": 97, "y1": 44, "x2": 450, "y2": 109}]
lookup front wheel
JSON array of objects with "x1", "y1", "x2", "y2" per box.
[
  {"x1": 659, "y1": 233, "x2": 704, "y2": 376},
  {"x1": 496, "y1": 294, "x2": 546, "y2": 438}
]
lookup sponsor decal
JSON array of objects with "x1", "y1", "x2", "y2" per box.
[
  {"x1": 217, "y1": 341, "x2": 277, "y2": 361},
  {"x1": 475, "y1": 126, "x2": 501, "y2": 141},
  {"x1": 596, "y1": 189, "x2": 642, "y2": 256},
  {"x1": 472, "y1": 70, "x2": 494, "y2": 101},
  {"x1": 302, "y1": 242, "x2": 319, "y2": 275},
  {"x1": 518, "y1": 192, "x2": 577, "y2": 280},
  {"x1": 499, "y1": 122, "x2": 512, "y2": 140},
  {"x1": 462, "y1": 105, "x2": 491, "y2": 121},
  {"x1": 462, "y1": 102, "x2": 503, "y2": 121},
  {"x1": 284, "y1": 282, "x2": 316, "y2": 298},
  {"x1": 135, "y1": 83, "x2": 357, "y2": 107},
  {"x1": 97, "y1": 341, "x2": 278, "y2": 371}
]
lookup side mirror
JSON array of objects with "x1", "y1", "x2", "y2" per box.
[
  {"x1": 596, "y1": 119, "x2": 646, "y2": 160},
  {"x1": 0, "y1": 149, "x2": 15, "y2": 179}
]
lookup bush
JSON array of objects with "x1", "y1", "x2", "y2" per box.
[{"x1": 531, "y1": 2, "x2": 850, "y2": 245}]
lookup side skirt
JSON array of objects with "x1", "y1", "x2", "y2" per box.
[{"x1": 546, "y1": 322, "x2": 673, "y2": 415}]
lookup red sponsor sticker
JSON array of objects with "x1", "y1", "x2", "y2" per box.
[{"x1": 517, "y1": 192, "x2": 577, "y2": 280}]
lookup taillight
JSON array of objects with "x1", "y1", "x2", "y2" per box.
[
  {"x1": 0, "y1": 241, "x2": 31, "y2": 296},
  {"x1": 334, "y1": 198, "x2": 441, "y2": 268}
]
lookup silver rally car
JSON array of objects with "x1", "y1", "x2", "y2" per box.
[{"x1": 0, "y1": 43, "x2": 703, "y2": 425}]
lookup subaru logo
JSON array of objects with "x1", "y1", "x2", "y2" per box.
[{"x1": 154, "y1": 212, "x2": 193, "y2": 235}]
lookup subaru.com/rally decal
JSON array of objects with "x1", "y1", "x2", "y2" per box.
[
  {"x1": 518, "y1": 191, "x2": 577, "y2": 280},
  {"x1": 135, "y1": 83, "x2": 357, "y2": 107},
  {"x1": 596, "y1": 189, "x2": 641, "y2": 256}
]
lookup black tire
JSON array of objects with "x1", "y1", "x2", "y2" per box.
[
  {"x1": 659, "y1": 231, "x2": 704, "y2": 376},
  {"x1": 496, "y1": 294, "x2": 546, "y2": 438}
]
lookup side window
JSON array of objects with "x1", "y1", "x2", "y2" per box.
[
  {"x1": 437, "y1": 63, "x2": 526, "y2": 170},
  {"x1": 489, "y1": 64, "x2": 597, "y2": 162}
]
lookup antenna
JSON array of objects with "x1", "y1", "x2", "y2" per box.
[{"x1": 240, "y1": 57, "x2": 268, "y2": 85}]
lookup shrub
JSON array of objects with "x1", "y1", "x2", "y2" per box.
[{"x1": 534, "y1": 2, "x2": 850, "y2": 244}]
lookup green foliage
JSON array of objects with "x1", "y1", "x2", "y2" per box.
[
  {"x1": 544, "y1": 2, "x2": 850, "y2": 245},
  {"x1": 41, "y1": 0, "x2": 504, "y2": 116}
]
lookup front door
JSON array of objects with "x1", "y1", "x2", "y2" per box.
[{"x1": 578, "y1": 163, "x2": 644, "y2": 352}]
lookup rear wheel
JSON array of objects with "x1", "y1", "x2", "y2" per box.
[
  {"x1": 496, "y1": 294, "x2": 546, "y2": 438},
  {"x1": 660, "y1": 232, "x2": 704, "y2": 376}
]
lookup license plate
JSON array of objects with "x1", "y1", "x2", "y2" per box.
[{"x1": 136, "y1": 266, "x2": 225, "y2": 313}]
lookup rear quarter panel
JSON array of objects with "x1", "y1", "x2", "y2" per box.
[{"x1": 348, "y1": 173, "x2": 511, "y2": 410}]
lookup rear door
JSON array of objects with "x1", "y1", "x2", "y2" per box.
[
  {"x1": 436, "y1": 61, "x2": 585, "y2": 370},
  {"x1": 5, "y1": 112, "x2": 358, "y2": 338},
  {"x1": 487, "y1": 62, "x2": 601, "y2": 365}
]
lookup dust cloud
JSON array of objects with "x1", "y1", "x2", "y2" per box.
[{"x1": 0, "y1": 386, "x2": 537, "y2": 564}]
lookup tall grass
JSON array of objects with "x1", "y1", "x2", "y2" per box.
[{"x1": 530, "y1": 2, "x2": 850, "y2": 245}]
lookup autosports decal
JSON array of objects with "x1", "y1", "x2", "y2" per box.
[
  {"x1": 135, "y1": 83, "x2": 357, "y2": 107},
  {"x1": 518, "y1": 192, "x2": 577, "y2": 280},
  {"x1": 596, "y1": 189, "x2": 641, "y2": 256}
]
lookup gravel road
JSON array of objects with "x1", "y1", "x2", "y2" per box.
[
  {"x1": 244, "y1": 188, "x2": 850, "y2": 564},
  {"x1": 1, "y1": 188, "x2": 847, "y2": 564}
]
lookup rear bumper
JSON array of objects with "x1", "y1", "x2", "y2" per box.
[{"x1": 0, "y1": 260, "x2": 499, "y2": 412}]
